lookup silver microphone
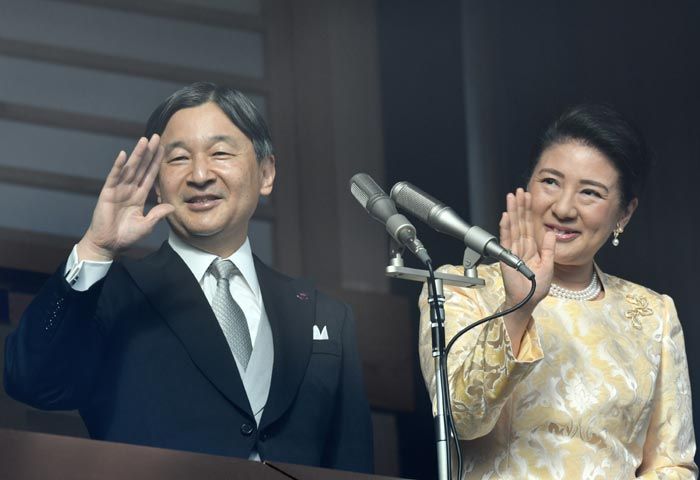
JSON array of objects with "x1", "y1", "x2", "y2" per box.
[
  {"x1": 390, "y1": 181, "x2": 534, "y2": 279},
  {"x1": 350, "y1": 173, "x2": 431, "y2": 265}
]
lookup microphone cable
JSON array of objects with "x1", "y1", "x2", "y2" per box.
[{"x1": 427, "y1": 264, "x2": 537, "y2": 480}]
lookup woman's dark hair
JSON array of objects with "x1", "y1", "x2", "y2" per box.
[
  {"x1": 531, "y1": 104, "x2": 650, "y2": 207},
  {"x1": 144, "y1": 82, "x2": 274, "y2": 161}
]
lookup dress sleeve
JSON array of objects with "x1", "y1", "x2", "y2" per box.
[
  {"x1": 418, "y1": 265, "x2": 544, "y2": 441},
  {"x1": 636, "y1": 295, "x2": 698, "y2": 478}
]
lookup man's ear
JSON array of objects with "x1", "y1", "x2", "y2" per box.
[{"x1": 259, "y1": 155, "x2": 276, "y2": 196}]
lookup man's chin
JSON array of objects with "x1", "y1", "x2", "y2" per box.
[{"x1": 168, "y1": 220, "x2": 224, "y2": 240}]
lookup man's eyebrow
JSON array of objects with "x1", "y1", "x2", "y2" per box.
[
  {"x1": 207, "y1": 135, "x2": 241, "y2": 147},
  {"x1": 163, "y1": 135, "x2": 242, "y2": 155},
  {"x1": 537, "y1": 167, "x2": 610, "y2": 192},
  {"x1": 163, "y1": 141, "x2": 187, "y2": 155}
]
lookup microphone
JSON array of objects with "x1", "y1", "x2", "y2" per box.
[
  {"x1": 350, "y1": 173, "x2": 431, "y2": 265},
  {"x1": 390, "y1": 182, "x2": 534, "y2": 279}
]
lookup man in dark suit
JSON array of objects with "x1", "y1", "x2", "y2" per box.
[{"x1": 3, "y1": 83, "x2": 373, "y2": 473}]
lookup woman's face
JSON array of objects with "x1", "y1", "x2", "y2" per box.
[{"x1": 527, "y1": 141, "x2": 637, "y2": 268}]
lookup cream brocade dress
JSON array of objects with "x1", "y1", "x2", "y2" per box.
[{"x1": 419, "y1": 263, "x2": 697, "y2": 479}]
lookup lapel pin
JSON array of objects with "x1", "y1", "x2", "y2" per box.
[{"x1": 296, "y1": 292, "x2": 309, "y2": 301}]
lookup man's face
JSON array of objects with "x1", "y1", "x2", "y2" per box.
[{"x1": 155, "y1": 102, "x2": 275, "y2": 252}]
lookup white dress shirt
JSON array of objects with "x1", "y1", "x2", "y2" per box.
[{"x1": 64, "y1": 234, "x2": 263, "y2": 345}]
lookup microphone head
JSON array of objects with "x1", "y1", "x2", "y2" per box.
[
  {"x1": 350, "y1": 173, "x2": 398, "y2": 223},
  {"x1": 390, "y1": 182, "x2": 440, "y2": 223},
  {"x1": 349, "y1": 173, "x2": 374, "y2": 208}
]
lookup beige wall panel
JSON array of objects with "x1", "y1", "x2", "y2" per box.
[
  {"x1": 0, "y1": 120, "x2": 130, "y2": 180},
  {"x1": 0, "y1": 0, "x2": 264, "y2": 78},
  {"x1": 171, "y1": 0, "x2": 261, "y2": 15},
  {"x1": 0, "y1": 56, "x2": 267, "y2": 125},
  {"x1": 0, "y1": 182, "x2": 273, "y2": 265},
  {"x1": 0, "y1": 183, "x2": 169, "y2": 249}
]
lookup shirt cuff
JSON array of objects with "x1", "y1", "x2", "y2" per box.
[{"x1": 64, "y1": 244, "x2": 113, "y2": 292}]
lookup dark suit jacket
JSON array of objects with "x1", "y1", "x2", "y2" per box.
[{"x1": 4, "y1": 243, "x2": 373, "y2": 473}]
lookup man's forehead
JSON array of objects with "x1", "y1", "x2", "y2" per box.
[{"x1": 160, "y1": 103, "x2": 250, "y2": 148}]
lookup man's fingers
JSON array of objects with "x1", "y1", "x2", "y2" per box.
[
  {"x1": 134, "y1": 135, "x2": 161, "y2": 186},
  {"x1": 144, "y1": 203, "x2": 175, "y2": 229},
  {"x1": 139, "y1": 143, "x2": 164, "y2": 191},
  {"x1": 104, "y1": 150, "x2": 128, "y2": 188},
  {"x1": 122, "y1": 137, "x2": 149, "y2": 183}
]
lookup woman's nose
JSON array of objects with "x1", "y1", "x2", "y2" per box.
[{"x1": 551, "y1": 191, "x2": 577, "y2": 220}]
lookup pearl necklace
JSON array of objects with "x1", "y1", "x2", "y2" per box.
[{"x1": 549, "y1": 271, "x2": 601, "y2": 301}]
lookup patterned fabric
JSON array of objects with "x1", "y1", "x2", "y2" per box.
[
  {"x1": 210, "y1": 258, "x2": 253, "y2": 369},
  {"x1": 419, "y1": 263, "x2": 697, "y2": 479}
]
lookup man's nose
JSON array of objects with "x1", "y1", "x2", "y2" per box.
[{"x1": 188, "y1": 155, "x2": 216, "y2": 186}]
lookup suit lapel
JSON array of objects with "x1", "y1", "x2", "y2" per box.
[
  {"x1": 255, "y1": 257, "x2": 315, "y2": 430},
  {"x1": 122, "y1": 243, "x2": 254, "y2": 418}
]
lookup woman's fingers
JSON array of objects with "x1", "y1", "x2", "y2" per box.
[
  {"x1": 522, "y1": 190, "x2": 536, "y2": 258},
  {"x1": 499, "y1": 212, "x2": 511, "y2": 249},
  {"x1": 507, "y1": 192, "x2": 521, "y2": 255},
  {"x1": 516, "y1": 188, "x2": 527, "y2": 255},
  {"x1": 540, "y1": 230, "x2": 556, "y2": 267}
]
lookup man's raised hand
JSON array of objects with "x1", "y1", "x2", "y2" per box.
[{"x1": 77, "y1": 135, "x2": 174, "y2": 262}]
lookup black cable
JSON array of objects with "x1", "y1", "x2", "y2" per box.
[
  {"x1": 445, "y1": 278, "x2": 537, "y2": 357},
  {"x1": 442, "y1": 275, "x2": 537, "y2": 480}
]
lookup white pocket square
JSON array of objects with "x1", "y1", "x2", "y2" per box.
[{"x1": 313, "y1": 325, "x2": 329, "y2": 340}]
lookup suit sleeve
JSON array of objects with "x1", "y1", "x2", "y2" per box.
[
  {"x1": 418, "y1": 264, "x2": 543, "y2": 441},
  {"x1": 636, "y1": 295, "x2": 698, "y2": 478},
  {"x1": 3, "y1": 264, "x2": 106, "y2": 411},
  {"x1": 321, "y1": 303, "x2": 374, "y2": 473}
]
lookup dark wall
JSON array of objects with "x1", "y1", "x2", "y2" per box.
[
  {"x1": 377, "y1": 0, "x2": 467, "y2": 478},
  {"x1": 378, "y1": 0, "x2": 700, "y2": 477}
]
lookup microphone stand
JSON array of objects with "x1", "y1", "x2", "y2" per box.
[{"x1": 385, "y1": 242, "x2": 484, "y2": 480}]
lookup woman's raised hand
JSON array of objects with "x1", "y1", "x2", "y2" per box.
[{"x1": 499, "y1": 188, "x2": 556, "y2": 318}]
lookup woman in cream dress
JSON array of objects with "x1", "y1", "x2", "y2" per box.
[{"x1": 419, "y1": 105, "x2": 696, "y2": 479}]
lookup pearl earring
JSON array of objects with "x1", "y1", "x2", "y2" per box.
[{"x1": 612, "y1": 223, "x2": 623, "y2": 247}]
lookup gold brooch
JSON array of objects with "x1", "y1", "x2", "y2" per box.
[{"x1": 624, "y1": 294, "x2": 653, "y2": 329}]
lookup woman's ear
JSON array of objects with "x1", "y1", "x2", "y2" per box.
[{"x1": 619, "y1": 197, "x2": 638, "y2": 229}]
